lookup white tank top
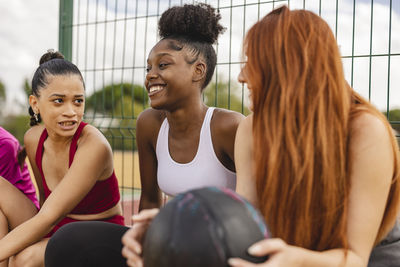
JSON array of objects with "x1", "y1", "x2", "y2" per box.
[{"x1": 156, "y1": 107, "x2": 236, "y2": 196}]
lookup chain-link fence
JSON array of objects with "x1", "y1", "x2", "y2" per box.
[{"x1": 59, "y1": 0, "x2": 400, "y2": 224}]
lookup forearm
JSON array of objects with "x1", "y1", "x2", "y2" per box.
[
  {"x1": 139, "y1": 194, "x2": 162, "y2": 211},
  {"x1": 298, "y1": 247, "x2": 366, "y2": 267},
  {"x1": 0, "y1": 213, "x2": 55, "y2": 261}
]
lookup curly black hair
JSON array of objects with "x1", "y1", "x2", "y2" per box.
[
  {"x1": 158, "y1": 3, "x2": 225, "y2": 89},
  {"x1": 159, "y1": 3, "x2": 224, "y2": 44}
]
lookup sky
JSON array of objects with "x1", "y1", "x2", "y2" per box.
[
  {"x1": 0, "y1": 0, "x2": 58, "y2": 114},
  {"x1": 0, "y1": 0, "x2": 399, "y2": 115}
]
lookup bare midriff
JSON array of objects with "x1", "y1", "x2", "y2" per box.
[{"x1": 66, "y1": 202, "x2": 122, "y2": 221}]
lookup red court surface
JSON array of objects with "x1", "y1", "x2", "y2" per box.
[{"x1": 122, "y1": 199, "x2": 139, "y2": 226}]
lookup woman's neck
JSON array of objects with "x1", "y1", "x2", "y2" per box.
[
  {"x1": 45, "y1": 130, "x2": 75, "y2": 152},
  {"x1": 166, "y1": 101, "x2": 208, "y2": 135}
]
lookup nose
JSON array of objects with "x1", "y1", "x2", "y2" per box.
[
  {"x1": 63, "y1": 103, "x2": 76, "y2": 117},
  {"x1": 237, "y1": 68, "x2": 245, "y2": 84},
  {"x1": 145, "y1": 69, "x2": 158, "y2": 82}
]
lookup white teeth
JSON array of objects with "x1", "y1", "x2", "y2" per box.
[
  {"x1": 60, "y1": 122, "x2": 74, "y2": 126},
  {"x1": 149, "y1": 86, "x2": 163, "y2": 93}
]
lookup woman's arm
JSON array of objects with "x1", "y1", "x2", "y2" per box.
[
  {"x1": 24, "y1": 126, "x2": 46, "y2": 205},
  {"x1": 234, "y1": 115, "x2": 258, "y2": 206},
  {"x1": 211, "y1": 109, "x2": 244, "y2": 172},
  {"x1": 137, "y1": 109, "x2": 163, "y2": 211},
  {"x1": 121, "y1": 208, "x2": 160, "y2": 267},
  {"x1": 0, "y1": 125, "x2": 113, "y2": 260},
  {"x1": 230, "y1": 113, "x2": 395, "y2": 267}
]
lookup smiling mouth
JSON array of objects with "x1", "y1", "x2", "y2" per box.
[{"x1": 148, "y1": 85, "x2": 165, "y2": 96}]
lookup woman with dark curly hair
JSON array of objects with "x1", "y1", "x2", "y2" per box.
[
  {"x1": 45, "y1": 4, "x2": 243, "y2": 267},
  {"x1": 137, "y1": 2, "x2": 242, "y2": 209}
]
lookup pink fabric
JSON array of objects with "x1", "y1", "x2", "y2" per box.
[{"x1": 0, "y1": 127, "x2": 39, "y2": 209}]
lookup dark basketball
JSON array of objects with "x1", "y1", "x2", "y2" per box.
[{"x1": 143, "y1": 187, "x2": 270, "y2": 267}]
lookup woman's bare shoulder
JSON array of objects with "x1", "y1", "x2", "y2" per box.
[
  {"x1": 351, "y1": 112, "x2": 393, "y2": 147},
  {"x1": 78, "y1": 124, "x2": 111, "y2": 150},
  {"x1": 136, "y1": 108, "x2": 166, "y2": 143},
  {"x1": 236, "y1": 114, "x2": 253, "y2": 135},
  {"x1": 137, "y1": 108, "x2": 166, "y2": 126},
  {"x1": 211, "y1": 108, "x2": 245, "y2": 134},
  {"x1": 74, "y1": 124, "x2": 114, "y2": 175},
  {"x1": 24, "y1": 125, "x2": 45, "y2": 147},
  {"x1": 350, "y1": 112, "x2": 395, "y2": 183}
]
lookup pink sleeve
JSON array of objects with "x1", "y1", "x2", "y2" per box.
[{"x1": 0, "y1": 139, "x2": 21, "y2": 184}]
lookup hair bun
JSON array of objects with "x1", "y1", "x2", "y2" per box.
[
  {"x1": 39, "y1": 49, "x2": 65, "y2": 65},
  {"x1": 158, "y1": 3, "x2": 225, "y2": 44}
]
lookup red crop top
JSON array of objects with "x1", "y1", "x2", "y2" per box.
[{"x1": 35, "y1": 122, "x2": 120, "y2": 214}]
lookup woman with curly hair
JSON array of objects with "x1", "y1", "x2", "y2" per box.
[
  {"x1": 230, "y1": 6, "x2": 400, "y2": 267},
  {"x1": 136, "y1": 2, "x2": 242, "y2": 209},
  {"x1": 45, "y1": 4, "x2": 243, "y2": 267}
]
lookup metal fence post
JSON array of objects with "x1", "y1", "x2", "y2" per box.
[{"x1": 59, "y1": 0, "x2": 73, "y2": 61}]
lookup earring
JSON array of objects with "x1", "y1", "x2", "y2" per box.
[{"x1": 34, "y1": 113, "x2": 39, "y2": 122}]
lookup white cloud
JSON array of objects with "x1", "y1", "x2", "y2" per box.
[
  {"x1": 0, "y1": 0, "x2": 398, "y2": 115},
  {"x1": 0, "y1": 0, "x2": 58, "y2": 115},
  {"x1": 332, "y1": 1, "x2": 400, "y2": 110}
]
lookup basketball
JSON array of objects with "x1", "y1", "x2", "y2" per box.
[{"x1": 143, "y1": 187, "x2": 270, "y2": 267}]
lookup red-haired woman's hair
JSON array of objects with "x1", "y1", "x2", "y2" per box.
[{"x1": 244, "y1": 5, "x2": 400, "y2": 250}]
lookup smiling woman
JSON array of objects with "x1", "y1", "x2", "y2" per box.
[
  {"x1": 138, "y1": 2, "x2": 243, "y2": 205},
  {"x1": 44, "y1": 4, "x2": 244, "y2": 267},
  {"x1": 0, "y1": 50, "x2": 125, "y2": 267}
]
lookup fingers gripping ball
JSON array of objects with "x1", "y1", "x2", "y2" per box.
[{"x1": 143, "y1": 187, "x2": 270, "y2": 267}]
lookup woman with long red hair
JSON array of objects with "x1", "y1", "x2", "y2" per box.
[{"x1": 231, "y1": 5, "x2": 400, "y2": 267}]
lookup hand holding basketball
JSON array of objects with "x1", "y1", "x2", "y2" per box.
[
  {"x1": 228, "y1": 238, "x2": 303, "y2": 267},
  {"x1": 121, "y1": 208, "x2": 159, "y2": 267}
]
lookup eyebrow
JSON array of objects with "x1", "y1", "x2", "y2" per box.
[
  {"x1": 147, "y1": 52, "x2": 173, "y2": 63},
  {"x1": 49, "y1": 94, "x2": 84, "y2": 98},
  {"x1": 157, "y1": 52, "x2": 172, "y2": 57}
]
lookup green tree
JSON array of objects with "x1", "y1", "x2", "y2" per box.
[
  {"x1": 85, "y1": 83, "x2": 149, "y2": 151},
  {"x1": 23, "y1": 78, "x2": 31, "y2": 98},
  {"x1": 2, "y1": 115, "x2": 31, "y2": 144},
  {"x1": 0, "y1": 79, "x2": 6, "y2": 120},
  {"x1": 384, "y1": 109, "x2": 400, "y2": 133},
  {"x1": 203, "y1": 80, "x2": 250, "y2": 115},
  {"x1": 85, "y1": 83, "x2": 148, "y2": 117},
  {"x1": 0, "y1": 79, "x2": 5, "y2": 102}
]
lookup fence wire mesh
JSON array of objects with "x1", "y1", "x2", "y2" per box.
[{"x1": 59, "y1": 0, "x2": 400, "y2": 224}]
